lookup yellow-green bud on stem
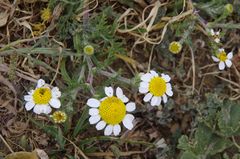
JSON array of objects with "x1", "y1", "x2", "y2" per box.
[
  {"x1": 84, "y1": 45, "x2": 94, "y2": 55},
  {"x1": 169, "y1": 41, "x2": 182, "y2": 54},
  {"x1": 225, "y1": 4, "x2": 233, "y2": 14}
]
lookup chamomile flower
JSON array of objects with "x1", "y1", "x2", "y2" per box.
[
  {"x1": 139, "y1": 70, "x2": 173, "y2": 106},
  {"x1": 50, "y1": 111, "x2": 67, "y2": 123},
  {"x1": 212, "y1": 48, "x2": 233, "y2": 70},
  {"x1": 210, "y1": 29, "x2": 220, "y2": 43},
  {"x1": 169, "y1": 41, "x2": 182, "y2": 54},
  {"x1": 24, "y1": 79, "x2": 61, "y2": 115},
  {"x1": 87, "y1": 87, "x2": 136, "y2": 136}
]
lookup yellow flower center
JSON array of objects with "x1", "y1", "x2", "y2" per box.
[
  {"x1": 51, "y1": 111, "x2": 67, "y2": 123},
  {"x1": 149, "y1": 77, "x2": 167, "y2": 96},
  {"x1": 217, "y1": 51, "x2": 227, "y2": 61},
  {"x1": 99, "y1": 97, "x2": 126, "y2": 125},
  {"x1": 169, "y1": 41, "x2": 182, "y2": 54},
  {"x1": 33, "y1": 88, "x2": 52, "y2": 105}
]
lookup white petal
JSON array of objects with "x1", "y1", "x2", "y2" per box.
[
  {"x1": 166, "y1": 83, "x2": 172, "y2": 91},
  {"x1": 125, "y1": 114, "x2": 135, "y2": 121},
  {"x1": 214, "y1": 38, "x2": 220, "y2": 43},
  {"x1": 51, "y1": 87, "x2": 61, "y2": 98},
  {"x1": 25, "y1": 101, "x2": 35, "y2": 111},
  {"x1": 121, "y1": 95, "x2": 129, "y2": 103},
  {"x1": 166, "y1": 89, "x2": 173, "y2": 97},
  {"x1": 150, "y1": 70, "x2": 158, "y2": 77},
  {"x1": 225, "y1": 59, "x2": 232, "y2": 68},
  {"x1": 104, "y1": 125, "x2": 113, "y2": 136},
  {"x1": 212, "y1": 56, "x2": 220, "y2": 62},
  {"x1": 161, "y1": 74, "x2": 171, "y2": 82},
  {"x1": 116, "y1": 87, "x2": 129, "y2": 103},
  {"x1": 28, "y1": 90, "x2": 34, "y2": 95},
  {"x1": 105, "y1": 87, "x2": 113, "y2": 97},
  {"x1": 157, "y1": 97, "x2": 162, "y2": 106},
  {"x1": 218, "y1": 61, "x2": 225, "y2": 70},
  {"x1": 89, "y1": 115, "x2": 100, "y2": 124},
  {"x1": 36, "y1": 79, "x2": 45, "y2": 88},
  {"x1": 96, "y1": 120, "x2": 106, "y2": 130},
  {"x1": 151, "y1": 96, "x2": 159, "y2": 106},
  {"x1": 126, "y1": 102, "x2": 136, "y2": 112},
  {"x1": 33, "y1": 105, "x2": 42, "y2": 114},
  {"x1": 219, "y1": 48, "x2": 224, "y2": 52},
  {"x1": 123, "y1": 116, "x2": 134, "y2": 130},
  {"x1": 44, "y1": 106, "x2": 52, "y2": 114},
  {"x1": 116, "y1": 87, "x2": 123, "y2": 97},
  {"x1": 33, "y1": 105, "x2": 52, "y2": 114},
  {"x1": 100, "y1": 97, "x2": 107, "y2": 101},
  {"x1": 143, "y1": 93, "x2": 152, "y2": 102},
  {"x1": 156, "y1": 97, "x2": 162, "y2": 106},
  {"x1": 49, "y1": 98, "x2": 61, "y2": 108},
  {"x1": 113, "y1": 124, "x2": 121, "y2": 136},
  {"x1": 140, "y1": 82, "x2": 149, "y2": 88},
  {"x1": 24, "y1": 95, "x2": 33, "y2": 102},
  {"x1": 141, "y1": 73, "x2": 152, "y2": 82},
  {"x1": 162, "y1": 94, "x2": 168, "y2": 103},
  {"x1": 227, "y1": 52, "x2": 233, "y2": 59},
  {"x1": 210, "y1": 29, "x2": 214, "y2": 35},
  {"x1": 139, "y1": 87, "x2": 148, "y2": 94},
  {"x1": 89, "y1": 108, "x2": 99, "y2": 116},
  {"x1": 216, "y1": 31, "x2": 220, "y2": 35},
  {"x1": 87, "y1": 98, "x2": 100, "y2": 108}
]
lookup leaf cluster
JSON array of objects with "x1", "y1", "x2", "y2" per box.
[{"x1": 178, "y1": 94, "x2": 240, "y2": 159}]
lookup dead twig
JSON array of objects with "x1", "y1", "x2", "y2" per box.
[{"x1": 0, "y1": 134, "x2": 14, "y2": 153}]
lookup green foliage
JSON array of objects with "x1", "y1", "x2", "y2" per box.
[
  {"x1": 73, "y1": 106, "x2": 89, "y2": 137},
  {"x1": 180, "y1": 151, "x2": 198, "y2": 159},
  {"x1": 178, "y1": 95, "x2": 240, "y2": 158},
  {"x1": 73, "y1": 7, "x2": 125, "y2": 68},
  {"x1": 218, "y1": 101, "x2": 240, "y2": 137},
  {"x1": 30, "y1": 118, "x2": 66, "y2": 149},
  {"x1": 194, "y1": 0, "x2": 227, "y2": 19}
]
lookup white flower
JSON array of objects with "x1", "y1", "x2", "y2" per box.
[
  {"x1": 212, "y1": 48, "x2": 233, "y2": 70},
  {"x1": 210, "y1": 29, "x2": 220, "y2": 43},
  {"x1": 139, "y1": 70, "x2": 173, "y2": 106},
  {"x1": 87, "y1": 87, "x2": 136, "y2": 136},
  {"x1": 24, "y1": 79, "x2": 61, "y2": 115}
]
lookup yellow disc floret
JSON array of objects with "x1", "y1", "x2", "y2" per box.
[
  {"x1": 41, "y1": 8, "x2": 52, "y2": 22},
  {"x1": 33, "y1": 88, "x2": 52, "y2": 105},
  {"x1": 149, "y1": 77, "x2": 167, "y2": 96},
  {"x1": 169, "y1": 41, "x2": 182, "y2": 54},
  {"x1": 99, "y1": 97, "x2": 126, "y2": 125},
  {"x1": 51, "y1": 111, "x2": 67, "y2": 123},
  {"x1": 217, "y1": 51, "x2": 227, "y2": 61}
]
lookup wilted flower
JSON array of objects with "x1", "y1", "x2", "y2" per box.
[
  {"x1": 41, "y1": 8, "x2": 52, "y2": 22},
  {"x1": 51, "y1": 111, "x2": 67, "y2": 123},
  {"x1": 210, "y1": 29, "x2": 220, "y2": 43}
]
